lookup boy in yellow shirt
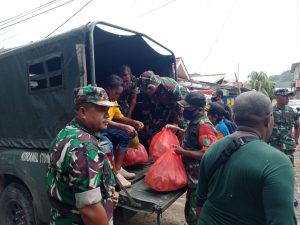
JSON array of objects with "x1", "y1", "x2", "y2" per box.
[{"x1": 103, "y1": 75, "x2": 144, "y2": 187}]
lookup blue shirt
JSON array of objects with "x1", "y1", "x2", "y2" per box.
[{"x1": 217, "y1": 120, "x2": 230, "y2": 137}]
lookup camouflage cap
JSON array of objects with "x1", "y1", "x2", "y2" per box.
[
  {"x1": 74, "y1": 85, "x2": 116, "y2": 107},
  {"x1": 139, "y1": 71, "x2": 162, "y2": 91},
  {"x1": 274, "y1": 88, "x2": 294, "y2": 97}
]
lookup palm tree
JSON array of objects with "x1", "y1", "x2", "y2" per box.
[{"x1": 244, "y1": 71, "x2": 275, "y2": 98}]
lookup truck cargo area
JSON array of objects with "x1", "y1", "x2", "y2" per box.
[{"x1": 117, "y1": 162, "x2": 186, "y2": 225}]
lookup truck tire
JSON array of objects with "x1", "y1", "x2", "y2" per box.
[{"x1": 0, "y1": 183, "x2": 37, "y2": 225}]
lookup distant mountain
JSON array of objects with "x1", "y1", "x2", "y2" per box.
[{"x1": 269, "y1": 70, "x2": 294, "y2": 88}]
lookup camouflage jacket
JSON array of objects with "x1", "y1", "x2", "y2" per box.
[
  {"x1": 269, "y1": 105, "x2": 299, "y2": 152},
  {"x1": 151, "y1": 76, "x2": 187, "y2": 104},
  {"x1": 182, "y1": 114, "x2": 217, "y2": 188},
  {"x1": 141, "y1": 77, "x2": 188, "y2": 137},
  {"x1": 46, "y1": 119, "x2": 116, "y2": 225},
  {"x1": 118, "y1": 75, "x2": 139, "y2": 116}
]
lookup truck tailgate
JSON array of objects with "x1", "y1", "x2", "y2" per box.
[{"x1": 118, "y1": 164, "x2": 187, "y2": 214}]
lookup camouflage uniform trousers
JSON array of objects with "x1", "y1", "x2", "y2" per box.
[
  {"x1": 142, "y1": 103, "x2": 185, "y2": 137},
  {"x1": 185, "y1": 188, "x2": 199, "y2": 225}
]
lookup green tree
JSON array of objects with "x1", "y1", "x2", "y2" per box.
[{"x1": 244, "y1": 71, "x2": 275, "y2": 98}]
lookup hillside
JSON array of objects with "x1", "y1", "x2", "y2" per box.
[{"x1": 269, "y1": 70, "x2": 294, "y2": 88}]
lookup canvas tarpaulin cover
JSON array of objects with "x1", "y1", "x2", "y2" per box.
[
  {"x1": 0, "y1": 26, "x2": 87, "y2": 149},
  {"x1": 0, "y1": 22, "x2": 175, "y2": 150}
]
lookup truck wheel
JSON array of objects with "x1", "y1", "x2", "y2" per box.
[{"x1": 0, "y1": 183, "x2": 37, "y2": 225}]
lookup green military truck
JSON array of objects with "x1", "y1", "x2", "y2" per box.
[{"x1": 0, "y1": 21, "x2": 185, "y2": 225}]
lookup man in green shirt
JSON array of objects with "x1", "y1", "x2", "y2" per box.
[{"x1": 196, "y1": 91, "x2": 296, "y2": 225}]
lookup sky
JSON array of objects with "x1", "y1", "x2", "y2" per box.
[{"x1": 1, "y1": 0, "x2": 300, "y2": 82}]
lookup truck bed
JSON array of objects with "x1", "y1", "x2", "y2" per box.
[{"x1": 118, "y1": 163, "x2": 187, "y2": 214}]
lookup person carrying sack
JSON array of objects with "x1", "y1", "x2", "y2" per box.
[{"x1": 165, "y1": 91, "x2": 217, "y2": 225}]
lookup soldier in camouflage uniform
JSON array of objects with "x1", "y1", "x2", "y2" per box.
[
  {"x1": 118, "y1": 65, "x2": 139, "y2": 118},
  {"x1": 46, "y1": 85, "x2": 118, "y2": 225},
  {"x1": 166, "y1": 92, "x2": 217, "y2": 225},
  {"x1": 269, "y1": 88, "x2": 300, "y2": 165},
  {"x1": 138, "y1": 71, "x2": 188, "y2": 145}
]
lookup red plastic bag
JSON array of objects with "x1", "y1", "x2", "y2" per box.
[
  {"x1": 149, "y1": 127, "x2": 180, "y2": 161},
  {"x1": 145, "y1": 150, "x2": 188, "y2": 192},
  {"x1": 123, "y1": 143, "x2": 148, "y2": 167}
]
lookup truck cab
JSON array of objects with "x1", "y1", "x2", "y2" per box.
[{"x1": 0, "y1": 21, "x2": 185, "y2": 225}]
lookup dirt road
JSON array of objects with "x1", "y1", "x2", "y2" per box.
[{"x1": 114, "y1": 193, "x2": 187, "y2": 225}]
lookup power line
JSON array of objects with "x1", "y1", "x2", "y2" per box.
[
  {"x1": 0, "y1": 0, "x2": 76, "y2": 31},
  {"x1": 194, "y1": 0, "x2": 237, "y2": 72},
  {"x1": 139, "y1": 0, "x2": 176, "y2": 18},
  {"x1": 0, "y1": 0, "x2": 58, "y2": 24},
  {"x1": 0, "y1": 0, "x2": 63, "y2": 26},
  {"x1": 0, "y1": 29, "x2": 12, "y2": 35},
  {"x1": 45, "y1": 0, "x2": 94, "y2": 38},
  {"x1": 0, "y1": 33, "x2": 21, "y2": 44}
]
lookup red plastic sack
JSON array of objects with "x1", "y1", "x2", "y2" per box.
[
  {"x1": 145, "y1": 150, "x2": 188, "y2": 192},
  {"x1": 149, "y1": 127, "x2": 180, "y2": 161},
  {"x1": 123, "y1": 143, "x2": 148, "y2": 167}
]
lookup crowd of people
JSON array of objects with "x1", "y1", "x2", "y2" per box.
[{"x1": 46, "y1": 64, "x2": 299, "y2": 225}]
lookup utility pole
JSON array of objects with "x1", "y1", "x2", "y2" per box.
[
  {"x1": 235, "y1": 63, "x2": 241, "y2": 95},
  {"x1": 237, "y1": 63, "x2": 239, "y2": 82}
]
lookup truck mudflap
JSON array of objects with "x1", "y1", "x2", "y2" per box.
[{"x1": 117, "y1": 163, "x2": 187, "y2": 225}]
